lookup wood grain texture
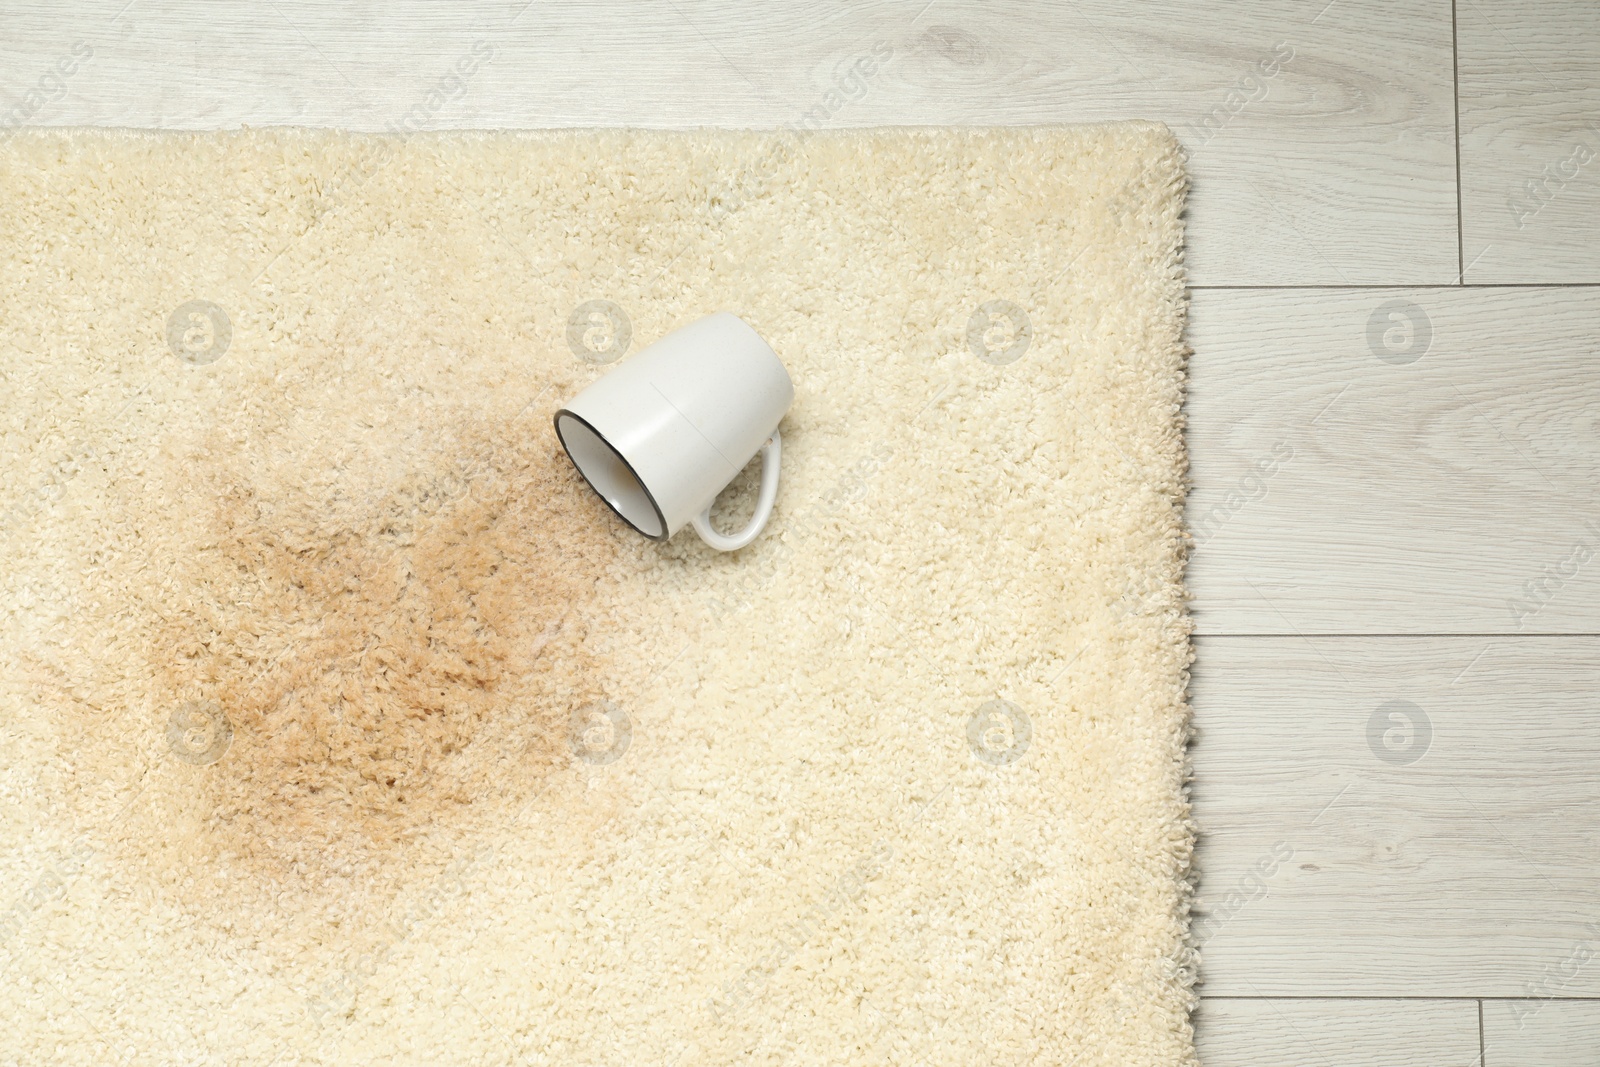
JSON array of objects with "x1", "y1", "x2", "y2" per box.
[
  {"x1": 0, "y1": 0, "x2": 1456, "y2": 285},
  {"x1": 3, "y1": 0, "x2": 1599, "y2": 1050},
  {"x1": 1197, "y1": 998, "x2": 1480, "y2": 1067},
  {"x1": 1484, "y1": 999, "x2": 1600, "y2": 1067},
  {"x1": 1459, "y1": 0, "x2": 1600, "y2": 282},
  {"x1": 1185, "y1": 286, "x2": 1600, "y2": 636},
  {"x1": 1190, "y1": 636, "x2": 1600, "y2": 997}
]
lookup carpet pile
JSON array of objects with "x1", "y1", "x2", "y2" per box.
[{"x1": 0, "y1": 124, "x2": 1194, "y2": 1065}]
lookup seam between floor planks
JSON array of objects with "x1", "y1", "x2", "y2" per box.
[
  {"x1": 1194, "y1": 633, "x2": 1600, "y2": 638},
  {"x1": 1201, "y1": 995, "x2": 1600, "y2": 1001},
  {"x1": 1452, "y1": 0, "x2": 1464, "y2": 282},
  {"x1": 1188, "y1": 282, "x2": 1600, "y2": 289}
]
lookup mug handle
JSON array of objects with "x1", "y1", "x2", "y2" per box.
[{"x1": 691, "y1": 430, "x2": 782, "y2": 552}]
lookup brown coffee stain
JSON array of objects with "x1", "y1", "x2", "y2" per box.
[{"x1": 88, "y1": 410, "x2": 644, "y2": 955}]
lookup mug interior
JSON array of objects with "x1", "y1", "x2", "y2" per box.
[{"x1": 554, "y1": 412, "x2": 666, "y2": 539}]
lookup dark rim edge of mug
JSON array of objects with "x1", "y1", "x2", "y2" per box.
[{"x1": 553, "y1": 408, "x2": 671, "y2": 542}]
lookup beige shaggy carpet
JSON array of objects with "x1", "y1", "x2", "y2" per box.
[{"x1": 0, "y1": 125, "x2": 1193, "y2": 1066}]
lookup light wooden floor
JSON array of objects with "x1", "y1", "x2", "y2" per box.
[{"x1": 6, "y1": 1, "x2": 1598, "y2": 1062}]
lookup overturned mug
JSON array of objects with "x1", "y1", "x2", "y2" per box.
[{"x1": 554, "y1": 312, "x2": 794, "y2": 551}]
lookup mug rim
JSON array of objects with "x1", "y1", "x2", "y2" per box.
[{"x1": 553, "y1": 408, "x2": 671, "y2": 542}]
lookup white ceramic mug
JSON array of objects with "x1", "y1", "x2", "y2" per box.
[{"x1": 554, "y1": 311, "x2": 794, "y2": 551}]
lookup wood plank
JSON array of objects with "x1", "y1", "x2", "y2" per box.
[
  {"x1": 1185, "y1": 287, "x2": 1600, "y2": 636},
  {"x1": 1190, "y1": 636, "x2": 1600, "y2": 997},
  {"x1": 0, "y1": 0, "x2": 1456, "y2": 285},
  {"x1": 1197, "y1": 998, "x2": 1480, "y2": 1067},
  {"x1": 1484, "y1": 999, "x2": 1600, "y2": 1067},
  {"x1": 1459, "y1": 2, "x2": 1600, "y2": 282}
]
